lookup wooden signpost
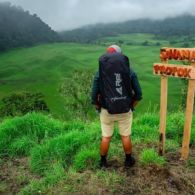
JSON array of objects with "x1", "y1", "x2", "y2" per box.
[{"x1": 154, "y1": 47, "x2": 195, "y2": 160}]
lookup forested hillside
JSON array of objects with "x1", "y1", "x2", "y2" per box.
[
  {"x1": 0, "y1": 2, "x2": 60, "y2": 51},
  {"x1": 61, "y1": 15, "x2": 195, "y2": 43}
]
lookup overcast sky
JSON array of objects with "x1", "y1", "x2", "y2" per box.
[{"x1": 1, "y1": 0, "x2": 194, "y2": 31}]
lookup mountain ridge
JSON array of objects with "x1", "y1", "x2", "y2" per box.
[
  {"x1": 60, "y1": 14, "x2": 195, "y2": 43},
  {"x1": 0, "y1": 2, "x2": 60, "y2": 51}
]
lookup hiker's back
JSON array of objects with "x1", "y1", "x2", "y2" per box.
[{"x1": 99, "y1": 53, "x2": 132, "y2": 114}]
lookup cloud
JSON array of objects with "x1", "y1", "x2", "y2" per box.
[{"x1": 0, "y1": 0, "x2": 194, "y2": 31}]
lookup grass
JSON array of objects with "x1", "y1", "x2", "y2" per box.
[
  {"x1": 0, "y1": 112, "x2": 65, "y2": 157},
  {"x1": 0, "y1": 111, "x2": 194, "y2": 193},
  {"x1": 0, "y1": 33, "x2": 191, "y2": 119},
  {"x1": 0, "y1": 182, "x2": 7, "y2": 194},
  {"x1": 95, "y1": 169, "x2": 125, "y2": 192},
  {"x1": 30, "y1": 130, "x2": 91, "y2": 174},
  {"x1": 0, "y1": 111, "x2": 194, "y2": 160},
  {"x1": 187, "y1": 159, "x2": 195, "y2": 170},
  {"x1": 73, "y1": 146, "x2": 99, "y2": 171},
  {"x1": 165, "y1": 139, "x2": 180, "y2": 152},
  {"x1": 140, "y1": 148, "x2": 166, "y2": 166},
  {"x1": 0, "y1": 111, "x2": 194, "y2": 174},
  {"x1": 19, "y1": 163, "x2": 65, "y2": 195},
  {"x1": 9, "y1": 136, "x2": 36, "y2": 157}
]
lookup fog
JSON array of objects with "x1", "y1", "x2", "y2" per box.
[{"x1": 0, "y1": 0, "x2": 194, "y2": 31}]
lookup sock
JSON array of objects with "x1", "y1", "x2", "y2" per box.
[
  {"x1": 125, "y1": 153, "x2": 132, "y2": 161},
  {"x1": 101, "y1": 155, "x2": 107, "y2": 162}
]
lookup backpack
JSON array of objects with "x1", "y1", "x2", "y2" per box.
[{"x1": 99, "y1": 53, "x2": 132, "y2": 114}]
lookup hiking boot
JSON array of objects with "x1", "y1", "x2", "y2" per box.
[
  {"x1": 100, "y1": 155, "x2": 108, "y2": 168},
  {"x1": 125, "y1": 156, "x2": 135, "y2": 168}
]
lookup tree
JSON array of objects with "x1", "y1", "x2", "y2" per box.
[{"x1": 59, "y1": 70, "x2": 94, "y2": 119}]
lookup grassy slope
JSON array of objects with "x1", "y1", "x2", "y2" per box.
[
  {"x1": 0, "y1": 33, "x2": 192, "y2": 118},
  {"x1": 0, "y1": 112, "x2": 194, "y2": 194},
  {"x1": 0, "y1": 43, "x2": 103, "y2": 118}
]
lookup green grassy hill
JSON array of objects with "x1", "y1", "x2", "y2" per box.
[
  {"x1": 0, "y1": 34, "x2": 192, "y2": 118},
  {"x1": 0, "y1": 112, "x2": 194, "y2": 194}
]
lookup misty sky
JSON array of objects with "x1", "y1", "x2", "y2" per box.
[{"x1": 1, "y1": 0, "x2": 194, "y2": 31}]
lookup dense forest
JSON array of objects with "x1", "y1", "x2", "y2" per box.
[
  {"x1": 60, "y1": 15, "x2": 195, "y2": 43},
  {"x1": 0, "y1": 2, "x2": 60, "y2": 51}
]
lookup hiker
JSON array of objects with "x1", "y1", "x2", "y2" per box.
[{"x1": 91, "y1": 45, "x2": 142, "y2": 168}]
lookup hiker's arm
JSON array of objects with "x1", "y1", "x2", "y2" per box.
[
  {"x1": 91, "y1": 72, "x2": 100, "y2": 105},
  {"x1": 130, "y1": 70, "x2": 142, "y2": 108}
]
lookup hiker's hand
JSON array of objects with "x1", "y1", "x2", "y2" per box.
[
  {"x1": 132, "y1": 100, "x2": 139, "y2": 108},
  {"x1": 95, "y1": 104, "x2": 100, "y2": 110}
]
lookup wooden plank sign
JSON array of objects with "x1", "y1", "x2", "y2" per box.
[
  {"x1": 154, "y1": 47, "x2": 195, "y2": 160},
  {"x1": 153, "y1": 63, "x2": 195, "y2": 79},
  {"x1": 160, "y1": 48, "x2": 195, "y2": 61}
]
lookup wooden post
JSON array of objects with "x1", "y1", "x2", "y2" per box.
[
  {"x1": 158, "y1": 58, "x2": 168, "y2": 156},
  {"x1": 181, "y1": 61, "x2": 195, "y2": 160},
  {"x1": 159, "y1": 74, "x2": 168, "y2": 155}
]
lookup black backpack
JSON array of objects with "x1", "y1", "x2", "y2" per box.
[{"x1": 99, "y1": 53, "x2": 132, "y2": 114}]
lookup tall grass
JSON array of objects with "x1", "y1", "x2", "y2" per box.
[
  {"x1": 0, "y1": 111, "x2": 194, "y2": 176},
  {"x1": 30, "y1": 122, "x2": 102, "y2": 174},
  {"x1": 73, "y1": 146, "x2": 99, "y2": 171},
  {"x1": 132, "y1": 113, "x2": 159, "y2": 143},
  {"x1": 30, "y1": 130, "x2": 94, "y2": 174},
  {"x1": 0, "y1": 112, "x2": 65, "y2": 157}
]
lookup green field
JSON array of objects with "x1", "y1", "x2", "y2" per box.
[
  {"x1": 0, "y1": 34, "x2": 191, "y2": 119},
  {"x1": 0, "y1": 33, "x2": 195, "y2": 194}
]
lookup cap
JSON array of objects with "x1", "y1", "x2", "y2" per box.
[{"x1": 107, "y1": 45, "x2": 122, "y2": 53}]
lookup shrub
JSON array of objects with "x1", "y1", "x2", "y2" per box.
[
  {"x1": 182, "y1": 42, "x2": 189, "y2": 47},
  {"x1": 59, "y1": 70, "x2": 94, "y2": 119},
  {"x1": 142, "y1": 40, "x2": 149, "y2": 46},
  {"x1": 140, "y1": 148, "x2": 166, "y2": 166},
  {"x1": 0, "y1": 92, "x2": 49, "y2": 117},
  {"x1": 156, "y1": 42, "x2": 161, "y2": 46}
]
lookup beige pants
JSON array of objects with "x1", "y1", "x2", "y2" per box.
[{"x1": 100, "y1": 108, "x2": 133, "y2": 137}]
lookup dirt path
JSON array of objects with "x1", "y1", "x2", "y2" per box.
[
  {"x1": 0, "y1": 148, "x2": 194, "y2": 195},
  {"x1": 0, "y1": 157, "x2": 39, "y2": 195}
]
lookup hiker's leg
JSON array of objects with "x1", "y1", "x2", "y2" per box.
[
  {"x1": 118, "y1": 110, "x2": 133, "y2": 153},
  {"x1": 100, "y1": 136, "x2": 112, "y2": 156},
  {"x1": 121, "y1": 135, "x2": 132, "y2": 154},
  {"x1": 100, "y1": 136, "x2": 112, "y2": 167},
  {"x1": 99, "y1": 108, "x2": 114, "y2": 167},
  {"x1": 100, "y1": 108, "x2": 114, "y2": 156},
  {"x1": 118, "y1": 111, "x2": 135, "y2": 167}
]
